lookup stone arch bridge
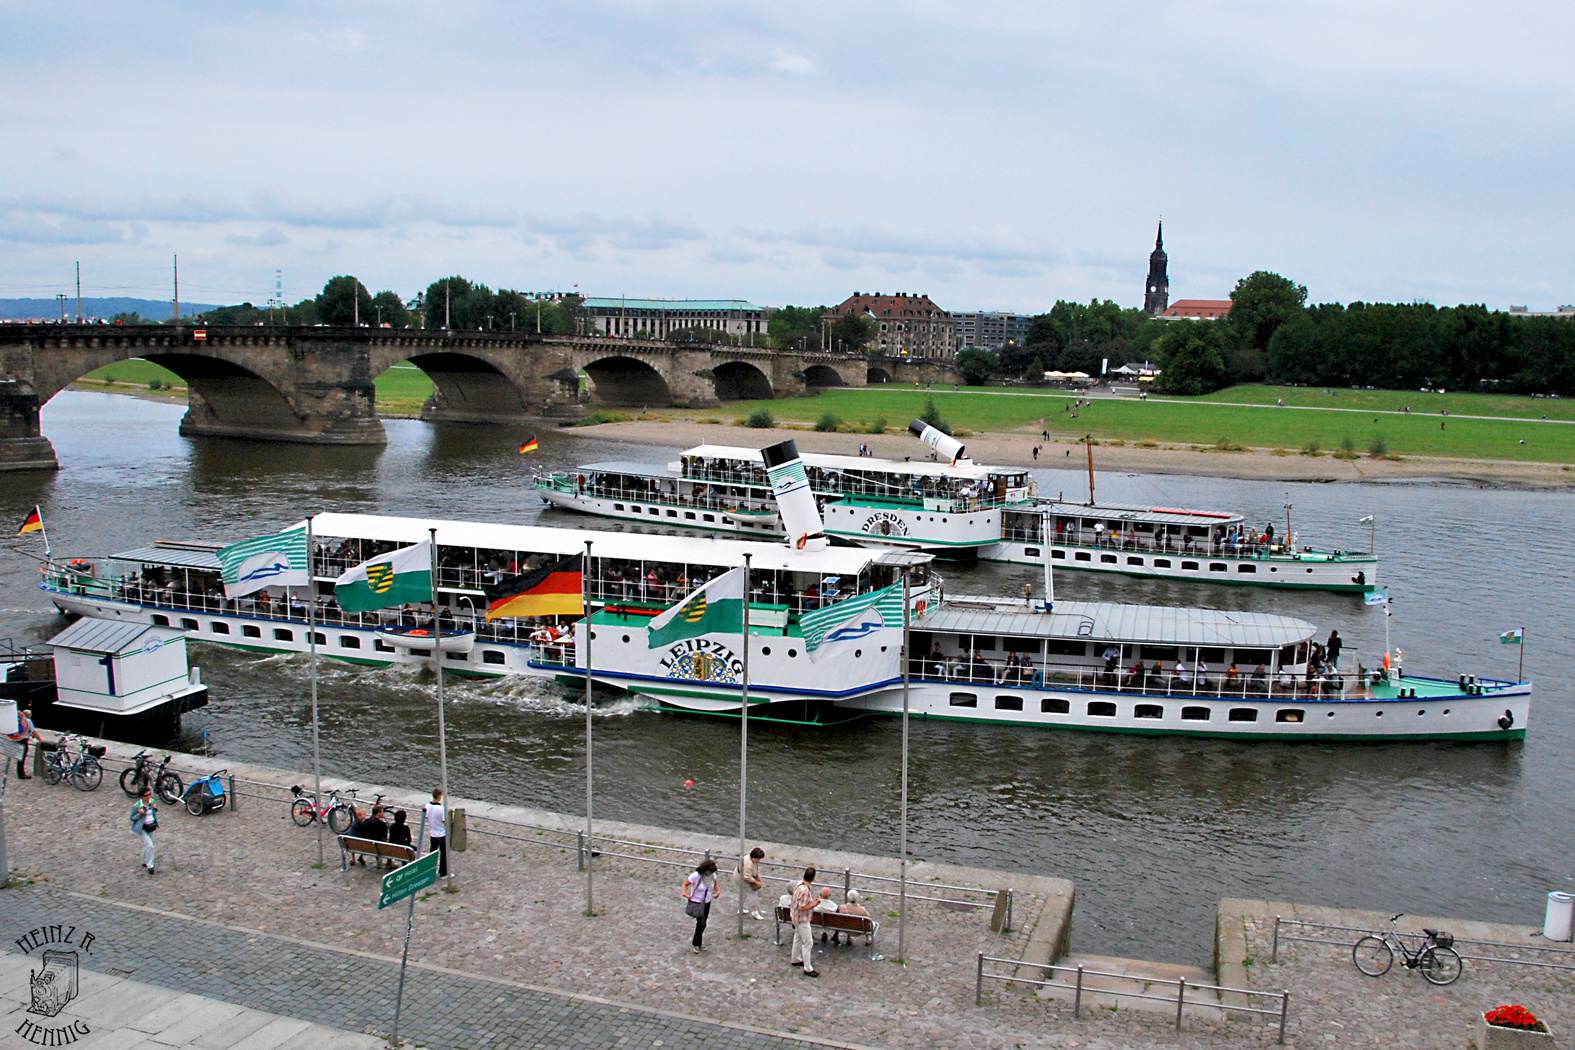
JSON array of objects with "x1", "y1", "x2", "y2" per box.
[{"x1": 0, "y1": 324, "x2": 959, "y2": 470}]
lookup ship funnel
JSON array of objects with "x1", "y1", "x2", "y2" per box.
[
  {"x1": 761, "y1": 439, "x2": 828, "y2": 552},
  {"x1": 908, "y1": 419, "x2": 967, "y2": 465}
]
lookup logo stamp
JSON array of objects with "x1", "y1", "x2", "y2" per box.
[{"x1": 15, "y1": 925, "x2": 94, "y2": 1044}]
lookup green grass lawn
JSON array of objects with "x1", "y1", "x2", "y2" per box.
[
  {"x1": 1193, "y1": 384, "x2": 1575, "y2": 421},
  {"x1": 78, "y1": 359, "x2": 187, "y2": 389},
  {"x1": 711, "y1": 386, "x2": 1575, "y2": 464},
  {"x1": 78, "y1": 359, "x2": 436, "y2": 416}
]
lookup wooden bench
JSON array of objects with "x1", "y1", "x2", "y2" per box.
[
  {"x1": 774, "y1": 905, "x2": 881, "y2": 956},
  {"x1": 336, "y1": 835, "x2": 417, "y2": 871}
]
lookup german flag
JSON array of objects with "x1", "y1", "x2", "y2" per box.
[
  {"x1": 483, "y1": 554, "x2": 583, "y2": 621},
  {"x1": 15, "y1": 507, "x2": 42, "y2": 536},
  {"x1": 518, "y1": 436, "x2": 539, "y2": 454}
]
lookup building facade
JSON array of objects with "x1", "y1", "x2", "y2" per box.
[
  {"x1": 1161, "y1": 299, "x2": 1232, "y2": 320},
  {"x1": 822, "y1": 292, "x2": 957, "y2": 359},
  {"x1": 954, "y1": 311, "x2": 1031, "y2": 350},
  {"x1": 581, "y1": 298, "x2": 767, "y2": 341},
  {"x1": 1143, "y1": 221, "x2": 1169, "y2": 316}
]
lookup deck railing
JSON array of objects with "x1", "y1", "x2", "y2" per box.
[{"x1": 912, "y1": 658, "x2": 1384, "y2": 702}]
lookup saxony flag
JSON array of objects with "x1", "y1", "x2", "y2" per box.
[
  {"x1": 483, "y1": 555, "x2": 582, "y2": 621},
  {"x1": 518, "y1": 436, "x2": 539, "y2": 454},
  {"x1": 334, "y1": 541, "x2": 433, "y2": 613},
  {"x1": 15, "y1": 507, "x2": 42, "y2": 535},
  {"x1": 1500, "y1": 629, "x2": 1523, "y2": 645},
  {"x1": 646, "y1": 567, "x2": 744, "y2": 649}
]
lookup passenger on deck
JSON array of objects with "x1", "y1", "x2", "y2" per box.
[
  {"x1": 1125, "y1": 662, "x2": 1143, "y2": 691},
  {"x1": 1251, "y1": 665, "x2": 1268, "y2": 696}
]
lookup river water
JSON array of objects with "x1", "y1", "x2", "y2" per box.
[{"x1": 4, "y1": 391, "x2": 1571, "y2": 965}]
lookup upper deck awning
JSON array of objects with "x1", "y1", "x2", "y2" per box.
[
  {"x1": 916, "y1": 597, "x2": 1314, "y2": 649},
  {"x1": 682, "y1": 445, "x2": 1006, "y2": 482},
  {"x1": 110, "y1": 545, "x2": 223, "y2": 571},
  {"x1": 1032, "y1": 500, "x2": 1245, "y2": 527}
]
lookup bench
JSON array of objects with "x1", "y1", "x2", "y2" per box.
[
  {"x1": 774, "y1": 905, "x2": 881, "y2": 957},
  {"x1": 336, "y1": 835, "x2": 417, "y2": 871}
]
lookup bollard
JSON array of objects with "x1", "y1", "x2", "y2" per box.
[
  {"x1": 1271, "y1": 915, "x2": 1280, "y2": 962},
  {"x1": 1175, "y1": 976, "x2": 1186, "y2": 1031},
  {"x1": 1005, "y1": 888, "x2": 1014, "y2": 933},
  {"x1": 577, "y1": 830, "x2": 584, "y2": 872},
  {"x1": 1278, "y1": 990, "x2": 1289, "y2": 1044},
  {"x1": 1073, "y1": 964, "x2": 1084, "y2": 1019},
  {"x1": 975, "y1": 952, "x2": 984, "y2": 1006}
]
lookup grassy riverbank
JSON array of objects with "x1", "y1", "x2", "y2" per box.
[{"x1": 75, "y1": 358, "x2": 436, "y2": 416}]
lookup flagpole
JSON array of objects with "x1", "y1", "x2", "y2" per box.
[
  {"x1": 584, "y1": 539, "x2": 594, "y2": 917},
  {"x1": 429, "y1": 528, "x2": 448, "y2": 806},
  {"x1": 1519, "y1": 627, "x2": 1525, "y2": 683},
  {"x1": 899, "y1": 566, "x2": 910, "y2": 965},
  {"x1": 35, "y1": 508, "x2": 50, "y2": 561},
  {"x1": 737, "y1": 552, "x2": 751, "y2": 938},
  {"x1": 307, "y1": 517, "x2": 323, "y2": 868}
]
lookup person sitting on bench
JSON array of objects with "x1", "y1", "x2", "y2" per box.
[
  {"x1": 827, "y1": 889, "x2": 871, "y2": 945},
  {"x1": 386, "y1": 810, "x2": 413, "y2": 866},
  {"x1": 350, "y1": 806, "x2": 389, "y2": 866}
]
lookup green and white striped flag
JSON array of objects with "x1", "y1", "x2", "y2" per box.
[
  {"x1": 219, "y1": 527, "x2": 309, "y2": 598},
  {"x1": 798, "y1": 584, "x2": 904, "y2": 655},
  {"x1": 334, "y1": 541, "x2": 433, "y2": 613},
  {"x1": 647, "y1": 567, "x2": 745, "y2": 649},
  {"x1": 1500, "y1": 628, "x2": 1523, "y2": 645}
]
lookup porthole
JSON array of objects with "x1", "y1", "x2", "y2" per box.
[
  {"x1": 788, "y1": 648, "x2": 798, "y2": 658},
  {"x1": 854, "y1": 649, "x2": 862, "y2": 658},
  {"x1": 622, "y1": 634, "x2": 630, "y2": 643},
  {"x1": 1375, "y1": 710, "x2": 1384, "y2": 717},
  {"x1": 1325, "y1": 711, "x2": 1335, "y2": 718},
  {"x1": 1443, "y1": 708, "x2": 1450, "y2": 715},
  {"x1": 762, "y1": 646, "x2": 771, "y2": 656},
  {"x1": 1418, "y1": 709, "x2": 1425, "y2": 716}
]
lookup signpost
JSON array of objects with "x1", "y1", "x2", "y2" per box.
[{"x1": 383, "y1": 843, "x2": 437, "y2": 1047}]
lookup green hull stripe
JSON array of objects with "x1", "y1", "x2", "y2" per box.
[{"x1": 855, "y1": 708, "x2": 1524, "y2": 741}]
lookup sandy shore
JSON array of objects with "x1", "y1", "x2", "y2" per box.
[{"x1": 562, "y1": 418, "x2": 1575, "y2": 488}]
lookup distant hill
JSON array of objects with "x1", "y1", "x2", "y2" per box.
[{"x1": 0, "y1": 297, "x2": 219, "y2": 322}]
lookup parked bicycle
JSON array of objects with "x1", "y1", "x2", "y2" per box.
[
  {"x1": 41, "y1": 736, "x2": 104, "y2": 792},
  {"x1": 289, "y1": 784, "x2": 363, "y2": 835},
  {"x1": 118, "y1": 750, "x2": 184, "y2": 805},
  {"x1": 1353, "y1": 913, "x2": 1463, "y2": 985}
]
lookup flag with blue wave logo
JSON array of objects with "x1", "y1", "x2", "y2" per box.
[
  {"x1": 798, "y1": 583, "x2": 904, "y2": 660},
  {"x1": 219, "y1": 527, "x2": 309, "y2": 598}
]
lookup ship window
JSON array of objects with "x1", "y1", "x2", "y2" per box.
[
  {"x1": 1210, "y1": 562, "x2": 1227, "y2": 572},
  {"x1": 703, "y1": 514, "x2": 715, "y2": 522},
  {"x1": 483, "y1": 650, "x2": 505, "y2": 665},
  {"x1": 1199, "y1": 648, "x2": 1226, "y2": 663},
  {"x1": 1046, "y1": 640, "x2": 1086, "y2": 656},
  {"x1": 181, "y1": 618, "x2": 199, "y2": 630},
  {"x1": 152, "y1": 615, "x2": 169, "y2": 626},
  {"x1": 1139, "y1": 646, "x2": 1177, "y2": 661},
  {"x1": 1181, "y1": 706, "x2": 1210, "y2": 721},
  {"x1": 446, "y1": 651, "x2": 467, "y2": 661},
  {"x1": 1051, "y1": 550, "x2": 1066, "y2": 560},
  {"x1": 210, "y1": 622, "x2": 230, "y2": 634},
  {"x1": 1003, "y1": 637, "x2": 1040, "y2": 653},
  {"x1": 1134, "y1": 704, "x2": 1163, "y2": 719},
  {"x1": 410, "y1": 648, "x2": 431, "y2": 658},
  {"x1": 1074, "y1": 552, "x2": 1092, "y2": 562},
  {"x1": 242, "y1": 625, "x2": 261, "y2": 638},
  {"x1": 685, "y1": 512, "x2": 696, "y2": 520},
  {"x1": 994, "y1": 695, "x2": 1023, "y2": 711},
  {"x1": 1087, "y1": 701, "x2": 1116, "y2": 717},
  {"x1": 1127, "y1": 556, "x2": 1144, "y2": 566},
  {"x1": 949, "y1": 692, "x2": 977, "y2": 707},
  {"x1": 1237, "y1": 564, "x2": 1256, "y2": 573},
  {"x1": 1041, "y1": 698, "x2": 1070, "y2": 714},
  {"x1": 312, "y1": 632, "x2": 326, "y2": 645},
  {"x1": 375, "y1": 640, "x2": 396, "y2": 653},
  {"x1": 274, "y1": 628, "x2": 294, "y2": 641},
  {"x1": 1154, "y1": 558, "x2": 1171, "y2": 568},
  {"x1": 1100, "y1": 554, "x2": 1117, "y2": 564},
  {"x1": 1182, "y1": 561, "x2": 1199, "y2": 570},
  {"x1": 340, "y1": 635, "x2": 360, "y2": 649},
  {"x1": 1235, "y1": 648, "x2": 1272, "y2": 666},
  {"x1": 1275, "y1": 709, "x2": 1305, "y2": 723},
  {"x1": 1228, "y1": 708, "x2": 1259, "y2": 722},
  {"x1": 614, "y1": 504, "x2": 624, "y2": 511},
  {"x1": 1024, "y1": 547, "x2": 1040, "y2": 557}
]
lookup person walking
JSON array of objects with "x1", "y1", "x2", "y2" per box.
[
  {"x1": 424, "y1": 789, "x2": 448, "y2": 878},
  {"x1": 790, "y1": 866, "x2": 820, "y2": 977},
  {"x1": 7, "y1": 709, "x2": 40, "y2": 779},
  {"x1": 1326, "y1": 629, "x2": 1343, "y2": 671},
  {"x1": 130, "y1": 787, "x2": 157, "y2": 874},
  {"x1": 681, "y1": 859, "x2": 719, "y2": 953},
  {"x1": 735, "y1": 847, "x2": 766, "y2": 921}
]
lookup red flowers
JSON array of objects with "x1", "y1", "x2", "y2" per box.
[{"x1": 1485, "y1": 1005, "x2": 1543, "y2": 1031}]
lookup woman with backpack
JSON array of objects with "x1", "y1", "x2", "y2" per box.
[
  {"x1": 130, "y1": 786, "x2": 157, "y2": 874},
  {"x1": 680, "y1": 858, "x2": 719, "y2": 954}
]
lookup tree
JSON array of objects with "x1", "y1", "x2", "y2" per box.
[
  {"x1": 1226, "y1": 271, "x2": 1308, "y2": 379},
  {"x1": 316, "y1": 276, "x2": 373, "y2": 326},
  {"x1": 368, "y1": 290, "x2": 412, "y2": 328},
  {"x1": 422, "y1": 276, "x2": 490, "y2": 330},
  {"x1": 829, "y1": 312, "x2": 877, "y2": 353},
  {"x1": 954, "y1": 347, "x2": 997, "y2": 385},
  {"x1": 1156, "y1": 321, "x2": 1228, "y2": 395},
  {"x1": 768, "y1": 305, "x2": 829, "y2": 349},
  {"x1": 1026, "y1": 355, "x2": 1045, "y2": 383}
]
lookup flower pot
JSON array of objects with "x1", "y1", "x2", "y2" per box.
[{"x1": 1478, "y1": 1015, "x2": 1555, "y2": 1049}]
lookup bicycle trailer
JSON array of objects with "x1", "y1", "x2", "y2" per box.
[{"x1": 183, "y1": 771, "x2": 228, "y2": 816}]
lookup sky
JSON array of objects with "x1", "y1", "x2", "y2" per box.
[{"x1": 1, "y1": 1, "x2": 1571, "y2": 315}]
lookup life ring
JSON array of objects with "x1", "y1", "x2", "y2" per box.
[
  {"x1": 408, "y1": 629, "x2": 429, "y2": 637},
  {"x1": 796, "y1": 534, "x2": 808, "y2": 550},
  {"x1": 1382, "y1": 652, "x2": 1390, "y2": 672}
]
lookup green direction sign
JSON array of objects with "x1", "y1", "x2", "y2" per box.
[{"x1": 378, "y1": 850, "x2": 439, "y2": 909}]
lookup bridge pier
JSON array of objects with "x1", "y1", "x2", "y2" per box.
[{"x1": 0, "y1": 381, "x2": 57, "y2": 471}]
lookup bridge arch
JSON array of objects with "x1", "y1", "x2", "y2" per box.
[
  {"x1": 802, "y1": 364, "x2": 847, "y2": 388},
  {"x1": 583, "y1": 355, "x2": 673, "y2": 407},
  {"x1": 135, "y1": 352, "x2": 314, "y2": 441},
  {"x1": 711, "y1": 360, "x2": 773, "y2": 401},
  {"x1": 866, "y1": 366, "x2": 892, "y2": 384},
  {"x1": 382, "y1": 351, "x2": 534, "y2": 424}
]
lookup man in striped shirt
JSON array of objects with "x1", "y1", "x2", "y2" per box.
[{"x1": 789, "y1": 866, "x2": 820, "y2": 977}]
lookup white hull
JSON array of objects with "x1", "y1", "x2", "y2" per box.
[
  {"x1": 983, "y1": 541, "x2": 1376, "y2": 590},
  {"x1": 538, "y1": 488, "x2": 781, "y2": 537},
  {"x1": 842, "y1": 680, "x2": 1530, "y2": 740}
]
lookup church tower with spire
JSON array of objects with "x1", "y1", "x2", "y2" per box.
[{"x1": 1143, "y1": 221, "x2": 1169, "y2": 316}]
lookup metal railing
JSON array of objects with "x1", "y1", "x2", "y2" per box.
[
  {"x1": 1271, "y1": 915, "x2": 1575, "y2": 973},
  {"x1": 974, "y1": 954, "x2": 1290, "y2": 1043},
  {"x1": 912, "y1": 659, "x2": 1384, "y2": 702}
]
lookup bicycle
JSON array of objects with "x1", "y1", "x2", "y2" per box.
[
  {"x1": 118, "y1": 750, "x2": 184, "y2": 804},
  {"x1": 289, "y1": 784, "x2": 362, "y2": 835},
  {"x1": 41, "y1": 736, "x2": 104, "y2": 792},
  {"x1": 1353, "y1": 913, "x2": 1463, "y2": 985}
]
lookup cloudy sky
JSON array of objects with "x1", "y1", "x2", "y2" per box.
[{"x1": 2, "y1": 1, "x2": 1571, "y2": 314}]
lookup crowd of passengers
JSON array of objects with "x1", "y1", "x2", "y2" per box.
[{"x1": 1031, "y1": 520, "x2": 1304, "y2": 557}]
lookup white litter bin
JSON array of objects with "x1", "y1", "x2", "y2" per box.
[{"x1": 1544, "y1": 891, "x2": 1574, "y2": 941}]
